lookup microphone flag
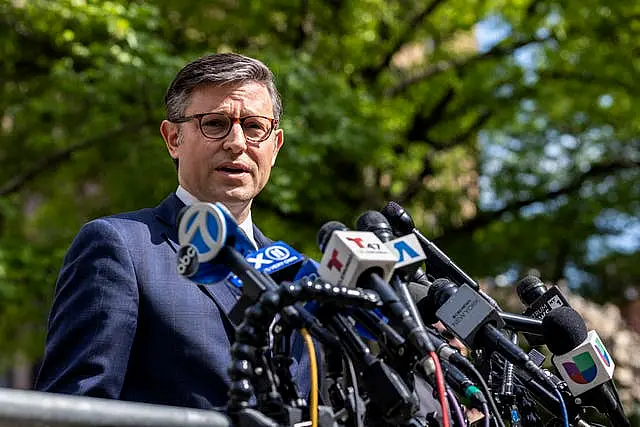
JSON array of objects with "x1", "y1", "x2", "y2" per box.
[
  {"x1": 552, "y1": 330, "x2": 615, "y2": 396},
  {"x1": 318, "y1": 230, "x2": 397, "y2": 288}
]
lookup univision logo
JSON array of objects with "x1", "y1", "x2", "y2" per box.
[
  {"x1": 594, "y1": 337, "x2": 611, "y2": 367},
  {"x1": 562, "y1": 352, "x2": 598, "y2": 384}
]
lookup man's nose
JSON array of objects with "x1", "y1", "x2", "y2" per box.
[{"x1": 221, "y1": 122, "x2": 247, "y2": 153}]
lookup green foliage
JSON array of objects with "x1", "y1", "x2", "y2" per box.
[{"x1": 0, "y1": 0, "x2": 638, "y2": 369}]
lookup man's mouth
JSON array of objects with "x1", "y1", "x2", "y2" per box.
[{"x1": 216, "y1": 164, "x2": 249, "y2": 174}]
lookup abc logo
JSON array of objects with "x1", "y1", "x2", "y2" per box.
[{"x1": 176, "y1": 244, "x2": 199, "y2": 277}]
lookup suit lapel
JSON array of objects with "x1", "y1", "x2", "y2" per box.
[
  {"x1": 253, "y1": 224, "x2": 273, "y2": 248},
  {"x1": 154, "y1": 193, "x2": 184, "y2": 246}
]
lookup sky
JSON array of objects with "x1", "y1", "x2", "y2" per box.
[{"x1": 472, "y1": 16, "x2": 639, "y2": 287}]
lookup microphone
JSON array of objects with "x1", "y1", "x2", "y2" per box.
[
  {"x1": 410, "y1": 279, "x2": 543, "y2": 337},
  {"x1": 517, "y1": 275, "x2": 571, "y2": 316},
  {"x1": 317, "y1": 221, "x2": 437, "y2": 356},
  {"x1": 381, "y1": 201, "x2": 480, "y2": 292},
  {"x1": 365, "y1": 208, "x2": 433, "y2": 288},
  {"x1": 176, "y1": 202, "x2": 256, "y2": 283},
  {"x1": 542, "y1": 307, "x2": 630, "y2": 426},
  {"x1": 517, "y1": 275, "x2": 570, "y2": 346},
  {"x1": 228, "y1": 241, "x2": 306, "y2": 326},
  {"x1": 381, "y1": 201, "x2": 502, "y2": 310},
  {"x1": 355, "y1": 211, "x2": 430, "y2": 340},
  {"x1": 356, "y1": 211, "x2": 427, "y2": 278},
  {"x1": 423, "y1": 278, "x2": 556, "y2": 387},
  {"x1": 244, "y1": 241, "x2": 305, "y2": 283},
  {"x1": 317, "y1": 221, "x2": 397, "y2": 288}
]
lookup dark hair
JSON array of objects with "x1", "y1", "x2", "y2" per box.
[{"x1": 164, "y1": 53, "x2": 283, "y2": 170}]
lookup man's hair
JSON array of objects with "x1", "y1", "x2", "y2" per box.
[
  {"x1": 164, "y1": 53, "x2": 282, "y2": 170},
  {"x1": 164, "y1": 52, "x2": 283, "y2": 122}
]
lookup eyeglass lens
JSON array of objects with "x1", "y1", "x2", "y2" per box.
[{"x1": 200, "y1": 114, "x2": 272, "y2": 141}]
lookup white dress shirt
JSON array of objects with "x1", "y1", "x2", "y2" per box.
[{"x1": 175, "y1": 185, "x2": 258, "y2": 249}]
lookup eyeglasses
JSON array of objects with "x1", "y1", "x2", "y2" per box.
[{"x1": 171, "y1": 112, "x2": 278, "y2": 143}]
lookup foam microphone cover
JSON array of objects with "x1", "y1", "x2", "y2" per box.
[
  {"x1": 316, "y1": 221, "x2": 348, "y2": 252},
  {"x1": 380, "y1": 201, "x2": 415, "y2": 235},
  {"x1": 355, "y1": 210, "x2": 394, "y2": 241},
  {"x1": 541, "y1": 306, "x2": 588, "y2": 355},
  {"x1": 516, "y1": 275, "x2": 547, "y2": 306},
  {"x1": 414, "y1": 278, "x2": 454, "y2": 325}
]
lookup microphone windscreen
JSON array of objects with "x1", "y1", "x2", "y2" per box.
[
  {"x1": 355, "y1": 210, "x2": 388, "y2": 230},
  {"x1": 380, "y1": 201, "x2": 415, "y2": 235},
  {"x1": 516, "y1": 275, "x2": 547, "y2": 306},
  {"x1": 355, "y1": 210, "x2": 394, "y2": 241},
  {"x1": 542, "y1": 306, "x2": 588, "y2": 355},
  {"x1": 415, "y1": 277, "x2": 454, "y2": 325},
  {"x1": 316, "y1": 221, "x2": 348, "y2": 252}
]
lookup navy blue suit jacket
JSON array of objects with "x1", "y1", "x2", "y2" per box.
[{"x1": 35, "y1": 193, "x2": 312, "y2": 409}]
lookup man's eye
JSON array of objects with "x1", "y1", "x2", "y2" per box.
[
  {"x1": 244, "y1": 119, "x2": 267, "y2": 130},
  {"x1": 203, "y1": 119, "x2": 227, "y2": 128}
]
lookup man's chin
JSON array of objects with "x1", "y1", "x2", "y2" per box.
[{"x1": 214, "y1": 188, "x2": 255, "y2": 210}]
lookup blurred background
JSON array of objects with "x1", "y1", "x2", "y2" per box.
[{"x1": 0, "y1": 0, "x2": 638, "y2": 420}]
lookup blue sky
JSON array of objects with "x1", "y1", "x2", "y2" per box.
[{"x1": 472, "y1": 17, "x2": 639, "y2": 286}]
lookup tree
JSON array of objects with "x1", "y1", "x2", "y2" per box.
[{"x1": 0, "y1": 0, "x2": 638, "y2": 366}]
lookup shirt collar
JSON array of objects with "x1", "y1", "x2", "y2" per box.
[{"x1": 175, "y1": 185, "x2": 257, "y2": 249}]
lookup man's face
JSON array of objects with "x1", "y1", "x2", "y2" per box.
[{"x1": 162, "y1": 81, "x2": 283, "y2": 214}]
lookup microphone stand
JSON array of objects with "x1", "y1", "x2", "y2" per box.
[{"x1": 497, "y1": 330, "x2": 524, "y2": 427}]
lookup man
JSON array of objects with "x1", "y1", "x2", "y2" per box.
[{"x1": 35, "y1": 53, "x2": 312, "y2": 409}]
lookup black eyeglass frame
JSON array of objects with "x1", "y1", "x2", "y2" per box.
[{"x1": 170, "y1": 112, "x2": 279, "y2": 143}]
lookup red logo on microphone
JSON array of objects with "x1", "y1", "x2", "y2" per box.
[
  {"x1": 327, "y1": 249, "x2": 343, "y2": 271},
  {"x1": 346, "y1": 237, "x2": 365, "y2": 248}
]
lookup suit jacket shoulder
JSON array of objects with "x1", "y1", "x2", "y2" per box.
[{"x1": 35, "y1": 193, "x2": 312, "y2": 409}]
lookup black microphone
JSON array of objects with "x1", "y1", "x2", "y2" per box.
[
  {"x1": 381, "y1": 201, "x2": 479, "y2": 291},
  {"x1": 542, "y1": 307, "x2": 630, "y2": 426},
  {"x1": 355, "y1": 211, "x2": 431, "y2": 339},
  {"x1": 381, "y1": 201, "x2": 502, "y2": 310},
  {"x1": 316, "y1": 221, "x2": 437, "y2": 360},
  {"x1": 517, "y1": 275, "x2": 570, "y2": 323},
  {"x1": 423, "y1": 278, "x2": 555, "y2": 388},
  {"x1": 409, "y1": 281, "x2": 543, "y2": 336},
  {"x1": 517, "y1": 275, "x2": 571, "y2": 346}
]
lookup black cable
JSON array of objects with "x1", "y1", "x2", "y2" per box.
[
  {"x1": 345, "y1": 353, "x2": 364, "y2": 427},
  {"x1": 481, "y1": 402, "x2": 490, "y2": 427},
  {"x1": 458, "y1": 360, "x2": 506, "y2": 427},
  {"x1": 227, "y1": 278, "x2": 382, "y2": 416}
]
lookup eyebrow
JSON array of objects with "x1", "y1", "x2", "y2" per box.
[{"x1": 206, "y1": 109, "x2": 264, "y2": 116}]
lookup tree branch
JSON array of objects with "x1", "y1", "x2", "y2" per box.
[
  {"x1": 293, "y1": 0, "x2": 311, "y2": 50},
  {"x1": 405, "y1": 87, "x2": 456, "y2": 144},
  {"x1": 434, "y1": 158, "x2": 640, "y2": 244},
  {"x1": 386, "y1": 35, "x2": 553, "y2": 97},
  {"x1": 538, "y1": 70, "x2": 637, "y2": 94},
  {"x1": 0, "y1": 123, "x2": 147, "y2": 197},
  {"x1": 396, "y1": 109, "x2": 492, "y2": 204},
  {"x1": 360, "y1": 0, "x2": 447, "y2": 83}
]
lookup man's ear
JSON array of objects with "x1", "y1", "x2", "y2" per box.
[
  {"x1": 160, "y1": 120, "x2": 181, "y2": 159},
  {"x1": 271, "y1": 128, "x2": 284, "y2": 167}
]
